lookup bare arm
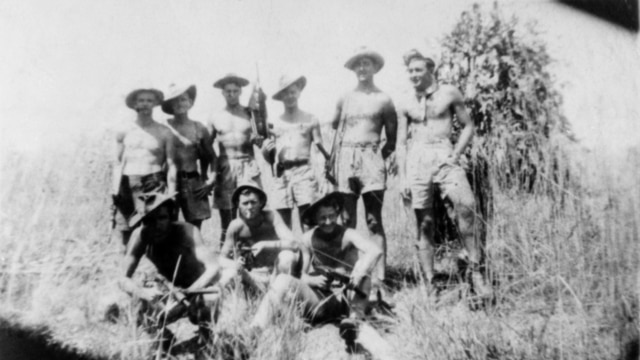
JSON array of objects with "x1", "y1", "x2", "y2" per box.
[
  {"x1": 165, "y1": 131, "x2": 178, "y2": 194},
  {"x1": 330, "y1": 96, "x2": 344, "y2": 130},
  {"x1": 112, "y1": 130, "x2": 125, "y2": 196},
  {"x1": 187, "y1": 229, "x2": 222, "y2": 291},
  {"x1": 311, "y1": 117, "x2": 329, "y2": 160},
  {"x1": 344, "y1": 229, "x2": 382, "y2": 285},
  {"x1": 381, "y1": 97, "x2": 398, "y2": 159},
  {"x1": 220, "y1": 220, "x2": 240, "y2": 259},
  {"x1": 396, "y1": 104, "x2": 409, "y2": 181},
  {"x1": 118, "y1": 229, "x2": 154, "y2": 299},
  {"x1": 449, "y1": 88, "x2": 474, "y2": 162}
]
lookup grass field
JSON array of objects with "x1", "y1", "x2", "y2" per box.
[{"x1": 0, "y1": 128, "x2": 638, "y2": 360}]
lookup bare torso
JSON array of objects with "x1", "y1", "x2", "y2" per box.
[
  {"x1": 305, "y1": 226, "x2": 359, "y2": 274},
  {"x1": 272, "y1": 111, "x2": 317, "y2": 162},
  {"x1": 340, "y1": 89, "x2": 395, "y2": 144},
  {"x1": 403, "y1": 85, "x2": 459, "y2": 142},
  {"x1": 210, "y1": 106, "x2": 254, "y2": 159},
  {"x1": 141, "y1": 223, "x2": 205, "y2": 288},
  {"x1": 119, "y1": 120, "x2": 173, "y2": 175},
  {"x1": 166, "y1": 118, "x2": 208, "y2": 172},
  {"x1": 228, "y1": 211, "x2": 280, "y2": 268}
]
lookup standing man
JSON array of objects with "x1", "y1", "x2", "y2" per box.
[
  {"x1": 111, "y1": 88, "x2": 177, "y2": 247},
  {"x1": 397, "y1": 49, "x2": 491, "y2": 296},
  {"x1": 209, "y1": 74, "x2": 262, "y2": 244},
  {"x1": 161, "y1": 84, "x2": 215, "y2": 229},
  {"x1": 220, "y1": 183, "x2": 300, "y2": 291},
  {"x1": 330, "y1": 47, "x2": 397, "y2": 297},
  {"x1": 269, "y1": 74, "x2": 328, "y2": 229}
]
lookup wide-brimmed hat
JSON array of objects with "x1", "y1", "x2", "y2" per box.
[
  {"x1": 161, "y1": 84, "x2": 197, "y2": 114},
  {"x1": 272, "y1": 74, "x2": 307, "y2": 101},
  {"x1": 213, "y1": 73, "x2": 250, "y2": 89},
  {"x1": 231, "y1": 182, "x2": 267, "y2": 208},
  {"x1": 128, "y1": 191, "x2": 177, "y2": 228},
  {"x1": 344, "y1": 46, "x2": 385, "y2": 73},
  {"x1": 125, "y1": 88, "x2": 164, "y2": 109},
  {"x1": 301, "y1": 192, "x2": 346, "y2": 227}
]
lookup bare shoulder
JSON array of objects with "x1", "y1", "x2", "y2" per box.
[
  {"x1": 439, "y1": 84, "x2": 464, "y2": 100},
  {"x1": 227, "y1": 218, "x2": 245, "y2": 234}
]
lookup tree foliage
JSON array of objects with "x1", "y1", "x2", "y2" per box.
[{"x1": 438, "y1": 2, "x2": 574, "y2": 192}]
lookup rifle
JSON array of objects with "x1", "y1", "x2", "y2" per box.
[
  {"x1": 150, "y1": 276, "x2": 220, "y2": 325},
  {"x1": 313, "y1": 264, "x2": 367, "y2": 297},
  {"x1": 248, "y1": 64, "x2": 269, "y2": 144},
  {"x1": 325, "y1": 98, "x2": 350, "y2": 186}
]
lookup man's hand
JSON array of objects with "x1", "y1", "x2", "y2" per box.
[
  {"x1": 307, "y1": 274, "x2": 330, "y2": 289},
  {"x1": 381, "y1": 142, "x2": 395, "y2": 160},
  {"x1": 349, "y1": 270, "x2": 365, "y2": 289},
  {"x1": 251, "y1": 134, "x2": 265, "y2": 148},
  {"x1": 193, "y1": 178, "x2": 216, "y2": 200},
  {"x1": 139, "y1": 286, "x2": 164, "y2": 302},
  {"x1": 400, "y1": 178, "x2": 411, "y2": 202},
  {"x1": 444, "y1": 153, "x2": 460, "y2": 167},
  {"x1": 251, "y1": 242, "x2": 267, "y2": 257}
]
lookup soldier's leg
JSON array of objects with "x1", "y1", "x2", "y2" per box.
[
  {"x1": 297, "y1": 204, "x2": 310, "y2": 232},
  {"x1": 439, "y1": 166, "x2": 491, "y2": 296},
  {"x1": 415, "y1": 208, "x2": 436, "y2": 284},
  {"x1": 218, "y1": 208, "x2": 235, "y2": 246},
  {"x1": 276, "y1": 209, "x2": 293, "y2": 229},
  {"x1": 250, "y1": 274, "x2": 321, "y2": 329},
  {"x1": 362, "y1": 191, "x2": 387, "y2": 290},
  {"x1": 342, "y1": 193, "x2": 359, "y2": 229}
]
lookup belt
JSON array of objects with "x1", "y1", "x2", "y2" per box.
[
  {"x1": 341, "y1": 141, "x2": 380, "y2": 149},
  {"x1": 178, "y1": 171, "x2": 200, "y2": 179},
  {"x1": 279, "y1": 159, "x2": 309, "y2": 170}
]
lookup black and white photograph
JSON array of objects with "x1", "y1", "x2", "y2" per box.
[{"x1": 0, "y1": 0, "x2": 638, "y2": 359}]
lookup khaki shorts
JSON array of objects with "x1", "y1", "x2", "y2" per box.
[
  {"x1": 335, "y1": 143, "x2": 386, "y2": 196},
  {"x1": 114, "y1": 172, "x2": 167, "y2": 231},
  {"x1": 271, "y1": 163, "x2": 318, "y2": 209},
  {"x1": 406, "y1": 140, "x2": 475, "y2": 210},
  {"x1": 177, "y1": 172, "x2": 212, "y2": 222},
  {"x1": 213, "y1": 157, "x2": 262, "y2": 210}
]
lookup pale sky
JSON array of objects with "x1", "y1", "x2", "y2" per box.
[{"x1": 0, "y1": 0, "x2": 638, "y2": 156}]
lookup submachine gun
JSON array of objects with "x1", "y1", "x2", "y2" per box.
[{"x1": 313, "y1": 264, "x2": 367, "y2": 297}]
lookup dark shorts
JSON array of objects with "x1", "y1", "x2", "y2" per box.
[
  {"x1": 177, "y1": 171, "x2": 212, "y2": 222},
  {"x1": 113, "y1": 172, "x2": 167, "y2": 231}
]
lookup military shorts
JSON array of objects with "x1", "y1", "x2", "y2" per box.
[
  {"x1": 177, "y1": 171, "x2": 212, "y2": 223},
  {"x1": 335, "y1": 142, "x2": 386, "y2": 196},
  {"x1": 406, "y1": 140, "x2": 475, "y2": 210},
  {"x1": 113, "y1": 172, "x2": 167, "y2": 231},
  {"x1": 213, "y1": 156, "x2": 262, "y2": 210},
  {"x1": 271, "y1": 162, "x2": 318, "y2": 209}
]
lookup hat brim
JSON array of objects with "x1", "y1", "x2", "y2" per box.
[
  {"x1": 344, "y1": 51, "x2": 385, "y2": 73},
  {"x1": 126, "y1": 89, "x2": 164, "y2": 109},
  {"x1": 161, "y1": 85, "x2": 197, "y2": 115},
  {"x1": 272, "y1": 76, "x2": 307, "y2": 101},
  {"x1": 128, "y1": 192, "x2": 177, "y2": 228},
  {"x1": 213, "y1": 75, "x2": 250, "y2": 89},
  {"x1": 231, "y1": 184, "x2": 267, "y2": 208},
  {"x1": 301, "y1": 192, "x2": 346, "y2": 227}
]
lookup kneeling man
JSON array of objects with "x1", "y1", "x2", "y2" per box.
[
  {"x1": 119, "y1": 193, "x2": 233, "y2": 336},
  {"x1": 220, "y1": 183, "x2": 301, "y2": 291},
  {"x1": 251, "y1": 193, "x2": 396, "y2": 358}
]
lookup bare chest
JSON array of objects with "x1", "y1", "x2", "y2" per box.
[{"x1": 124, "y1": 128, "x2": 164, "y2": 153}]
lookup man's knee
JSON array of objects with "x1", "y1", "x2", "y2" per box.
[{"x1": 275, "y1": 250, "x2": 301, "y2": 276}]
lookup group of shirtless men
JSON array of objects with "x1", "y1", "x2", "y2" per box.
[{"x1": 112, "y1": 46, "x2": 491, "y2": 356}]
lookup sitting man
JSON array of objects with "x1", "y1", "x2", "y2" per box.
[
  {"x1": 219, "y1": 183, "x2": 301, "y2": 292},
  {"x1": 119, "y1": 192, "x2": 235, "y2": 349},
  {"x1": 250, "y1": 192, "x2": 396, "y2": 359}
]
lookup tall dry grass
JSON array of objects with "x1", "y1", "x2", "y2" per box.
[{"x1": 0, "y1": 128, "x2": 638, "y2": 359}]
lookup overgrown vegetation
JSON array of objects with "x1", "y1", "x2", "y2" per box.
[{"x1": 0, "y1": 3, "x2": 638, "y2": 360}]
